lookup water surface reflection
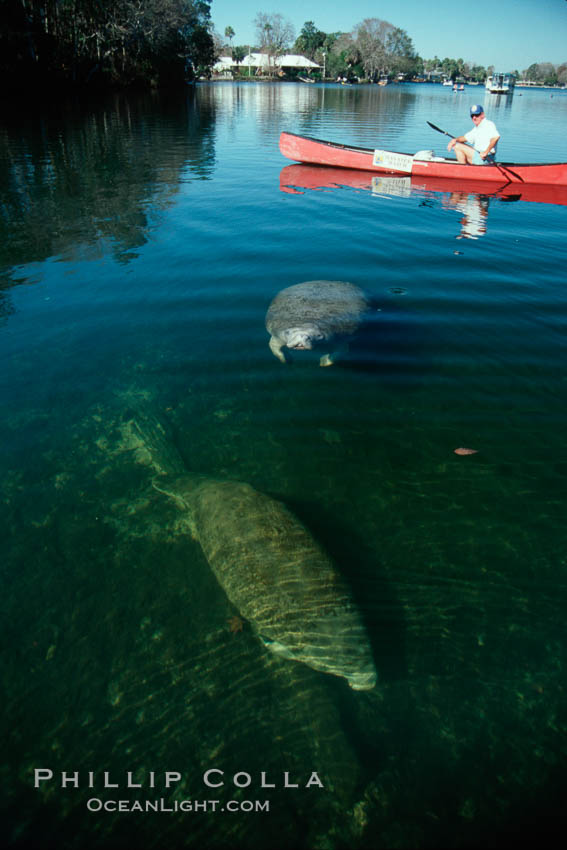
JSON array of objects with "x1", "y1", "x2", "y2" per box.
[{"x1": 280, "y1": 163, "x2": 567, "y2": 240}]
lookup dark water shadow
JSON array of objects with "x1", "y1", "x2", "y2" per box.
[
  {"x1": 332, "y1": 296, "x2": 433, "y2": 390},
  {"x1": 282, "y1": 497, "x2": 407, "y2": 686},
  {"x1": 265, "y1": 494, "x2": 411, "y2": 783}
]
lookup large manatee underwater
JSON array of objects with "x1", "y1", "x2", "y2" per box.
[
  {"x1": 265, "y1": 280, "x2": 369, "y2": 366},
  {"x1": 129, "y1": 414, "x2": 377, "y2": 691}
]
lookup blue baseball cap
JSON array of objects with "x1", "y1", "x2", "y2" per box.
[{"x1": 470, "y1": 104, "x2": 484, "y2": 116}]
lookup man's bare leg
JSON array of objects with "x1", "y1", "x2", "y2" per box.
[{"x1": 453, "y1": 142, "x2": 475, "y2": 164}]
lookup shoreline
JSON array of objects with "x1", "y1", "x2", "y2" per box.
[{"x1": 206, "y1": 77, "x2": 567, "y2": 91}]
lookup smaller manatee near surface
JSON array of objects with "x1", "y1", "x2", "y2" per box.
[{"x1": 265, "y1": 280, "x2": 369, "y2": 366}]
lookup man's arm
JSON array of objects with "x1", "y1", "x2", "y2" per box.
[
  {"x1": 481, "y1": 134, "x2": 500, "y2": 159},
  {"x1": 447, "y1": 134, "x2": 468, "y2": 151}
]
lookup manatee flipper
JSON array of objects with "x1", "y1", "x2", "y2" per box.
[
  {"x1": 269, "y1": 335, "x2": 287, "y2": 363},
  {"x1": 320, "y1": 342, "x2": 349, "y2": 367}
]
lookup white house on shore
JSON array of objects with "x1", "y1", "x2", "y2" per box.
[{"x1": 213, "y1": 53, "x2": 319, "y2": 78}]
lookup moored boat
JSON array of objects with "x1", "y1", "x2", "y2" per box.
[
  {"x1": 485, "y1": 72, "x2": 515, "y2": 94},
  {"x1": 279, "y1": 131, "x2": 567, "y2": 186}
]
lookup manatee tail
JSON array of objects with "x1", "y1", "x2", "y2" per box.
[
  {"x1": 121, "y1": 408, "x2": 204, "y2": 524},
  {"x1": 121, "y1": 408, "x2": 186, "y2": 478}
]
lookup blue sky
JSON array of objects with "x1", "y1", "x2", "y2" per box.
[{"x1": 210, "y1": 0, "x2": 567, "y2": 71}]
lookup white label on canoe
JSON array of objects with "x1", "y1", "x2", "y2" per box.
[
  {"x1": 372, "y1": 149, "x2": 414, "y2": 173},
  {"x1": 371, "y1": 176, "x2": 411, "y2": 197}
]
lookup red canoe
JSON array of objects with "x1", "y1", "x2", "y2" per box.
[
  {"x1": 279, "y1": 131, "x2": 567, "y2": 187},
  {"x1": 279, "y1": 163, "x2": 567, "y2": 207}
]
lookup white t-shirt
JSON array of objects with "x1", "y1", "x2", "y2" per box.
[{"x1": 465, "y1": 118, "x2": 500, "y2": 154}]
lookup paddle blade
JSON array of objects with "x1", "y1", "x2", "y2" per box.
[{"x1": 427, "y1": 121, "x2": 450, "y2": 136}]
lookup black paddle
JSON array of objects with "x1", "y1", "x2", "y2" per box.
[{"x1": 426, "y1": 121, "x2": 524, "y2": 183}]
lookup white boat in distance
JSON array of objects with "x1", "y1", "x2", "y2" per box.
[{"x1": 485, "y1": 72, "x2": 515, "y2": 94}]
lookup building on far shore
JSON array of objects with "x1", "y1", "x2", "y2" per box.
[{"x1": 213, "y1": 53, "x2": 319, "y2": 78}]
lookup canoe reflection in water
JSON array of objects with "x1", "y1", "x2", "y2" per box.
[
  {"x1": 370, "y1": 174, "x2": 490, "y2": 239},
  {"x1": 280, "y1": 164, "x2": 567, "y2": 240}
]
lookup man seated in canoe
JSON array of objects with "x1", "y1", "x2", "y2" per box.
[{"x1": 446, "y1": 105, "x2": 500, "y2": 165}]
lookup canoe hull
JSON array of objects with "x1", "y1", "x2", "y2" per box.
[{"x1": 279, "y1": 132, "x2": 567, "y2": 187}]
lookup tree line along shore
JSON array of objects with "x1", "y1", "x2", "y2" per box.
[{"x1": 3, "y1": 3, "x2": 565, "y2": 95}]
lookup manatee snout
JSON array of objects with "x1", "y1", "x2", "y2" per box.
[{"x1": 282, "y1": 326, "x2": 326, "y2": 350}]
